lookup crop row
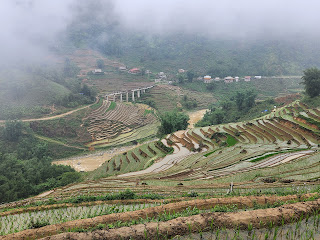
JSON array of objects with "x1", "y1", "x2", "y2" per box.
[{"x1": 0, "y1": 202, "x2": 161, "y2": 235}]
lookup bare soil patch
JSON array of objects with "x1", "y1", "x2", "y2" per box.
[
  {"x1": 52, "y1": 144, "x2": 148, "y2": 172},
  {"x1": 187, "y1": 109, "x2": 208, "y2": 128}
]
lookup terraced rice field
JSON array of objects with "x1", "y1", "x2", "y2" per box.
[
  {"x1": 84, "y1": 101, "x2": 158, "y2": 147},
  {"x1": 29, "y1": 100, "x2": 320, "y2": 200},
  {"x1": 2, "y1": 100, "x2": 320, "y2": 239}
]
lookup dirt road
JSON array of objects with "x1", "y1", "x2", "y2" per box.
[{"x1": 0, "y1": 100, "x2": 97, "y2": 123}]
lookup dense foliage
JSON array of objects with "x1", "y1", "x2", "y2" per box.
[
  {"x1": 158, "y1": 111, "x2": 189, "y2": 135},
  {"x1": 196, "y1": 90, "x2": 258, "y2": 126},
  {"x1": 0, "y1": 121, "x2": 81, "y2": 203},
  {"x1": 301, "y1": 67, "x2": 320, "y2": 98}
]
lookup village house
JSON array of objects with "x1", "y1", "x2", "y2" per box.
[
  {"x1": 196, "y1": 76, "x2": 203, "y2": 81},
  {"x1": 254, "y1": 76, "x2": 262, "y2": 79},
  {"x1": 224, "y1": 76, "x2": 234, "y2": 83},
  {"x1": 178, "y1": 69, "x2": 185, "y2": 73},
  {"x1": 158, "y1": 72, "x2": 167, "y2": 79},
  {"x1": 119, "y1": 66, "x2": 127, "y2": 71},
  {"x1": 214, "y1": 77, "x2": 221, "y2": 81},
  {"x1": 235, "y1": 76, "x2": 239, "y2": 82},
  {"x1": 128, "y1": 68, "x2": 141, "y2": 74},
  {"x1": 92, "y1": 69, "x2": 104, "y2": 75},
  {"x1": 203, "y1": 75, "x2": 212, "y2": 83},
  {"x1": 244, "y1": 76, "x2": 251, "y2": 82}
]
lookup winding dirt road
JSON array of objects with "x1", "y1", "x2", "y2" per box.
[{"x1": 0, "y1": 100, "x2": 98, "y2": 123}]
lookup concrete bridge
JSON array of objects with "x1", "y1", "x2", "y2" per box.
[{"x1": 106, "y1": 86, "x2": 154, "y2": 102}]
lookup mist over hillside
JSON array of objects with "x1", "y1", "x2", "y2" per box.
[
  {"x1": 1, "y1": 0, "x2": 320, "y2": 71},
  {"x1": 1, "y1": 0, "x2": 320, "y2": 118}
]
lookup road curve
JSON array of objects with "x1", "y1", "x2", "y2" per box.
[{"x1": 0, "y1": 99, "x2": 98, "y2": 123}]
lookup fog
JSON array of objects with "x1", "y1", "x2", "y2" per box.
[
  {"x1": 1, "y1": 0, "x2": 319, "y2": 64},
  {"x1": 114, "y1": 0, "x2": 320, "y2": 39}
]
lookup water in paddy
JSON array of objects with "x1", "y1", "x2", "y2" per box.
[{"x1": 173, "y1": 214, "x2": 320, "y2": 239}]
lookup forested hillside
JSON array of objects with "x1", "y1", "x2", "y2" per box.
[{"x1": 64, "y1": 20, "x2": 320, "y2": 76}]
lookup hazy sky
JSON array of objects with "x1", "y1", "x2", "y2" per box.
[
  {"x1": 1, "y1": 0, "x2": 319, "y2": 63},
  {"x1": 114, "y1": 0, "x2": 320, "y2": 38}
]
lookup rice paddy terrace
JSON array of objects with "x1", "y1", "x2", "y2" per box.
[
  {"x1": 2, "y1": 100, "x2": 320, "y2": 239},
  {"x1": 85, "y1": 100, "x2": 159, "y2": 149}
]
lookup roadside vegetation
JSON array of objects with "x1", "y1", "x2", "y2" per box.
[{"x1": 0, "y1": 121, "x2": 82, "y2": 203}]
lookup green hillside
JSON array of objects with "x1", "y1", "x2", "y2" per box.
[{"x1": 0, "y1": 65, "x2": 95, "y2": 120}]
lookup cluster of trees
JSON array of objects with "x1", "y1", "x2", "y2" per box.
[
  {"x1": 196, "y1": 90, "x2": 257, "y2": 127},
  {"x1": 302, "y1": 67, "x2": 320, "y2": 98},
  {"x1": 181, "y1": 95, "x2": 197, "y2": 110},
  {"x1": 158, "y1": 111, "x2": 189, "y2": 135},
  {"x1": 0, "y1": 121, "x2": 81, "y2": 203}
]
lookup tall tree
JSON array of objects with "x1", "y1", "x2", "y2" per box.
[
  {"x1": 186, "y1": 71, "x2": 195, "y2": 82},
  {"x1": 4, "y1": 120, "x2": 23, "y2": 141},
  {"x1": 301, "y1": 67, "x2": 320, "y2": 98},
  {"x1": 96, "y1": 59, "x2": 105, "y2": 69}
]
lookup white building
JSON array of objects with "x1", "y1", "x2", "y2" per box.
[
  {"x1": 244, "y1": 76, "x2": 251, "y2": 82},
  {"x1": 224, "y1": 76, "x2": 234, "y2": 83},
  {"x1": 254, "y1": 76, "x2": 262, "y2": 79},
  {"x1": 92, "y1": 69, "x2": 104, "y2": 74},
  {"x1": 203, "y1": 75, "x2": 212, "y2": 83}
]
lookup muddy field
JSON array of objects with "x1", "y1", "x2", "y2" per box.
[{"x1": 52, "y1": 142, "x2": 155, "y2": 172}]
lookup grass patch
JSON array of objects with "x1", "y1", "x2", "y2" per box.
[
  {"x1": 106, "y1": 101, "x2": 116, "y2": 112},
  {"x1": 90, "y1": 98, "x2": 103, "y2": 110},
  {"x1": 250, "y1": 148, "x2": 309, "y2": 163},
  {"x1": 144, "y1": 109, "x2": 154, "y2": 116},
  {"x1": 226, "y1": 135, "x2": 238, "y2": 146},
  {"x1": 204, "y1": 149, "x2": 219, "y2": 157}
]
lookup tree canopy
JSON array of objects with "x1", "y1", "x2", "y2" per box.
[
  {"x1": 158, "y1": 111, "x2": 190, "y2": 135},
  {"x1": 196, "y1": 90, "x2": 257, "y2": 127},
  {"x1": 301, "y1": 67, "x2": 320, "y2": 98},
  {"x1": 0, "y1": 124, "x2": 81, "y2": 203}
]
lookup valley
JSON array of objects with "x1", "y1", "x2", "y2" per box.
[{"x1": 2, "y1": 1, "x2": 320, "y2": 238}]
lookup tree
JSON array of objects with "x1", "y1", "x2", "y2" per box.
[
  {"x1": 158, "y1": 111, "x2": 189, "y2": 135},
  {"x1": 186, "y1": 71, "x2": 195, "y2": 82},
  {"x1": 235, "y1": 92, "x2": 245, "y2": 111},
  {"x1": 4, "y1": 120, "x2": 23, "y2": 141},
  {"x1": 177, "y1": 74, "x2": 184, "y2": 84},
  {"x1": 96, "y1": 59, "x2": 105, "y2": 69},
  {"x1": 301, "y1": 67, "x2": 320, "y2": 98}
]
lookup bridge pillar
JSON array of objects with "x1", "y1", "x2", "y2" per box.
[
  {"x1": 120, "y1": 93, "x2": 123, "y2": 102},
  {"x1": 126, "y1": 92, "x2": 129, "y2": 102},
  {"x1": 137, "y1": 89, "x2": 141, "y2": 98},
  {"x1": 143, "y1": 88, "x2": 146, "y2": 93},
  {"x1": 132, "y1": 91, "x2": 135, "y2": 101},
  {"x1": 113, "y1": 94, "x2": 116, "y2": 101},
  {"x1": 106, "y1": 95, "x2": 109, "y2": 101}
]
